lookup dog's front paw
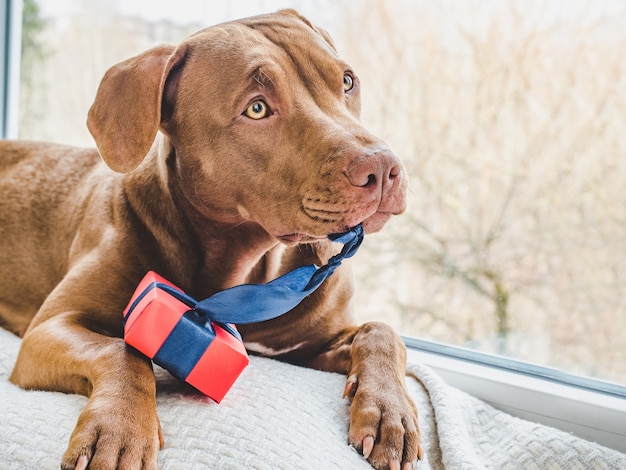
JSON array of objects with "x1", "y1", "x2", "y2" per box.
[
  {"x1": 344, "y1": 374, "x2": 422, "y2": 470},
  {"x1": 61, "y1": 395, "x2": 162, "y2": 470}
]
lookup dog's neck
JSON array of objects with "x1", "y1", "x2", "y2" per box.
[
  {"x1": 182, "y1": 217, "x2": 282, "y2": 295},
  {"x1": 123, "y1": 137, "x2": 282, "y2": 297}
]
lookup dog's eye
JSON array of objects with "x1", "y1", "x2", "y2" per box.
[
  {"x1": 244, "y1": 100, "x2": 270, "y2": 120},
  {"x1": 343, "y1": 73, "x2": 354, "y2": 92}
]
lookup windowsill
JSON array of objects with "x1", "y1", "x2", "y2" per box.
[{"x1": 404, "y1": 337, "x2": 626, "y2": 454}]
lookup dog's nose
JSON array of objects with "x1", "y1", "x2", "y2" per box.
[{"x1": 345, "y1": 150, "x2": 403, "y2": 197}]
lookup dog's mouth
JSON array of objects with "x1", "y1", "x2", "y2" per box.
[
  {"x1": 276, "y1": 211, "x2": 395, "y2": 246},
  {"x1": 276, "y1": 215, "x2": 364, "y2": 245}
]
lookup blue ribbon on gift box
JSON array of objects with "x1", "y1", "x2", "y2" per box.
[
  {"x1": 124, "y1": 281, "x2": 244, "y2": 380},
  {"x1": 124, "y1": 224, "x2": 364, "y2": 381}
]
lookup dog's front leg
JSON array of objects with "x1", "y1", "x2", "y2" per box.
[
  {"x1": 10, "y1": 313, "x2": 162, "y2": 470},
  {"x1": 308, "y1": 322, "x2": 422, "y2": 470}
]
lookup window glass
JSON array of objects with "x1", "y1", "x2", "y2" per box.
[{"x1": 18, "y1": 0, "x2": 626, "y2": 385}]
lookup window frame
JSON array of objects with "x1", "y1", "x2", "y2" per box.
[
  {"x1": 405, "y1": 337, "x2": 626, "y2": 453},
  {"x1": 2, "y1": 0, "x2": 625, "y2": 455},
  {"x1": 0, "y1": 0, "x2": 21, "y2": 139}
]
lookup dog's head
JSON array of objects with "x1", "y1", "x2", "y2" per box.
[{"x1": 88, "y1": 9, "x2": 406, "y2": 242}]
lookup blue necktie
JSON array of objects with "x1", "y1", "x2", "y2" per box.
[{"x1": 193, "y1": 223, "x2": 364, "y2": 324}]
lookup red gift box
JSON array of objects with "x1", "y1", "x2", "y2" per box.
[{"x1": 123, "y1": 271, "x2": 249, "y2": 403}]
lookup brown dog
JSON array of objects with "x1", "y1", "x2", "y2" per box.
[{"x1": 0, "y1": 9, "x2": 420, "y2": 470}]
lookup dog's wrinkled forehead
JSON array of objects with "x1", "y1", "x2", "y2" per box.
[
  {"x1": 238, "y1": 9, "x2": 337, "y2": 56},
  {"x1": 190, "y1": 9, "x2": 347, "y2": 94}
]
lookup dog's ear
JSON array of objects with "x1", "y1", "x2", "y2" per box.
[{"x1": 87, "y1": 44, "x2": 185, "y2": 173}]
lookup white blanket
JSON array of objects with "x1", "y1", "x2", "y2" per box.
[{"x1": 1, "y1": 327, "x2": 624, "y2": 469}]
